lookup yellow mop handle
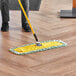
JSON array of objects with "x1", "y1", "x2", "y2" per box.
[
  {"x1": 18, "y1": 0, "x2": 39, "y2": 42},
  {"x1": 18, "y1": 0, "x2": 35, "y2": 34}
]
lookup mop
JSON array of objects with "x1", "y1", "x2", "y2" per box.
[{"x1": 9, "y1": 0, "x2": 67, "y2": 55}]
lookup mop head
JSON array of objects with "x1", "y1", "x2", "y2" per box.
[{"x1": 9, "y1": 40, "x2": 67, "y2": 55}]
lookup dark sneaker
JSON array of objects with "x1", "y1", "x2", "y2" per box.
[
  {"x1": 22, "y1": 23, "x2": 31, "y2": 32},
  {"x1": 1, "y1": 23, "x2": 9, "y2": 32}
]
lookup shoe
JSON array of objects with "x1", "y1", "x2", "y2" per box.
[
  {"x1": 22, "y1": 23, "x2": 31, "y2": 32},
  {"x1": 1, "y1": 23, "x2": 9, "y2": 32}
]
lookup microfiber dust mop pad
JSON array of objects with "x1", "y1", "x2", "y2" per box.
[{"x1": 9, "y1": 40, "x2": 67, "y2": 55}]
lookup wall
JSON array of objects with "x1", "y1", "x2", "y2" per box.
[{"x1": 0, "y1": 0, "x2": 41, "y2": 11}]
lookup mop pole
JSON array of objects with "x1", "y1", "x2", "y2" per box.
[{"x1": 18, "y1": 0, "x2": 41, "y2": 46}]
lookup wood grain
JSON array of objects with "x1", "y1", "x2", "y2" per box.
[{"x1": 0, "y1": 0, "x2": 76, "y2": 76}]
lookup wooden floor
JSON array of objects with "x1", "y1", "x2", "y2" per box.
[{"x1": 0, "y1": 0, "x2": 76, "y2": 76}]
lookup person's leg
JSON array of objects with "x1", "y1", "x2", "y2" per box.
[
  {"x1": 21, "y1": 0, "x2": 31, "y2": 32},
  {"x1": 1, "y1": 0, "x2": 9, "y2": 32}
]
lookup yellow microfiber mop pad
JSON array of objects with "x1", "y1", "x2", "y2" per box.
[{"x1": 9, "y1": 40, "x2": 67, "y2": 55}]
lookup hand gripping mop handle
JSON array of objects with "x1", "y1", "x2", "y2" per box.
[{"x1": 18, "y1": 0, "x2": 38, "y2": 42}]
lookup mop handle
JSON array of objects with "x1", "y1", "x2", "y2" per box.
[{"x1": 18, "y1": 0, "x2": 38, "y2": 41}]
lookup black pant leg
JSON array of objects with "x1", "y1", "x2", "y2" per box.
[
  {"x1": 1, "y1": 0, "x2": 9, "y2": 23},
  {"x1": 21, "y1": 0, "x2": 29, "y2": 24}
]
